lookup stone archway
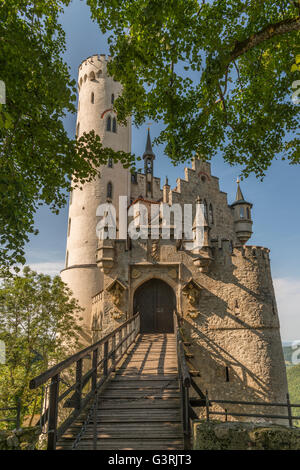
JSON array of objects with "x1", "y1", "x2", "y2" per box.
[{"x1": 133, "y1": 279, "x2": 176, "y2": 333}]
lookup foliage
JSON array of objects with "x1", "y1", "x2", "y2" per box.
[
  {"x1": 0, "y1": 1, "x2": 135, "y2": 271},
  {"x1": 287, "y1": 363, "x2": 300, "y2": 425},
  {"x1": 87, "y1": 0, "x2": 300, "y2": 177},
  {"x1": 0, "y1": 266, "x2": 83, "y2": 429}
]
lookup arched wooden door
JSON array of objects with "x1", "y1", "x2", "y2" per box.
[{"x1": 133, "y1": 279, "x2": 176, "y2": 333}]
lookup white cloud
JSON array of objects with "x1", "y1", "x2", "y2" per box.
[
  {"x1": 273, "y1": 277, "x2": 300, "y2": 342},
  {"x1": 27, "y1": 262, "x2": 64, "y2": 276}
]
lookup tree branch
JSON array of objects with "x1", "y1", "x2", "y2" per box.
[{"x1": 229, "y1": 16, "x2": 300, "y2": 64}]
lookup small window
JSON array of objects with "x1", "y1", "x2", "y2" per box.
[
  {"x1": 76, "y1": 122, "x2": 80, "y2": 137},
  {"x1": 147, "y1": 182, "x2": 151, "y2": 193},
  {"x1": 68, "y1": 218, "x2": 71, "y2": 237},
  {"x1": 111, "y1": 93, "x2": 115, "y2": 104},
  {"x1": 131, "y1": 173, "x2": 137, "y2": 184},
  {"x1": 89, "y1": 71, "x2": 95, "y2": 81},
  {"x1": 209, "y1": 203, "x2": 214, "y2": 225},
  {"x1": 70, "y1": 191, "x2": 73, "y2": 205},
  {"x1": 84, "y1": 74, "x2": 87, "y2": 82},
  {"x1": 247, "y1": 207, "x2": 251, "y2": 219},
  {"x1": 107, "y1": 182, "x2": 113, "y2": 199},
  {"x1": 235, "y1": 300, "x2": 239, "y2": 309},
  {"x1": 108, "y1": 158, "x2": 113, "y2": 168},
  {"x1": 96, "y1": 70, "x2": 102, "y2": 78},
  {"x1": 106, "y1": 116, "x2": 111, "y2": 132},
  {"x1": 112, "y1": 117, "x2": 117, "y2": 133},
  {"x1": 204, "y1": 199, "x2": 208, "y2": 220},
  {"x1": 225, "y1": 366, "x2": 230, "y2": 382},
  {"x1": 91, "y1": 92, "x2": 94, "y2": 104},
  {"x1": 66, "y1": 251, "x2": 69, "y2": 268},
  {"x1": 240, "y1": 207, "x2": 245, "y2": 219}
]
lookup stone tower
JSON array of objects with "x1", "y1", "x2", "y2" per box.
[{"x1": 61, "y1": 54, "x2": 131, "y2": 340}]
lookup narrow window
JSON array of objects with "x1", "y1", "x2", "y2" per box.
[
  {"x1": 272, "y1": 301, "x2": 276, "y2": 316},
  {"x1": 91, "y1": 92, "x2": 94, "y2": 104},
  {"x1": 89, "y1": 71, "x2": 95, "y2": 81},
  {"x1": 70, "y1": 190, "x2": 73, "y2": 205},
  {"x1": 111, "y1": 93, "x2": 115, "y2": 104},
  {"x1": 108, "y1": 157, "x2": 113, "y2": 168},
  {"x1": 247, "y1": 207, "x2": 251, "y2": 219},
  {"x1": 240, "y1": 207, "x2": 245, "y2": 219},
  {"x1": 204, "y1": 199, "x2": 208, "y2": 221},
  {"x1": 96, "y1": 70, "x2": 102, "y2": 78},
  {"x1": 65, "y1": 251, "x2": 69, "y2": 268},
  {"x1": 209, "y1": 203, "x2": 214, "y2": 225},
  {"x1": 147, "y1": 182, "x2": 151, "y2": 193},
  {"x1": 235, "y1": 300, "x2": 239, "y2": 309},
  {"x1": 230, "y1": 240, "x2": 234, "y2": 253},
  {"x1": 68, "y1": 218, "x2": 71, "y2": 237},
  {"x1": 131, "y1": 172, "x2": 137, "y2": 184},
  {"x1": 225, "y1": 366, "x2": 230, "y2": 382},
  {"x1": 107, "y1": 182, "x2": 113, "y2": 199},
  {"x1": 112, "y1": 117, "x2": 117, "y2": 133},
  {"x1": 76, "y1": 122, "x2": 80, "y2": 137},
  {"x1": 84, "y1": 74, "x2": 87, "y2": 82},
  {"x1": 106, "y1": 116, "x2": 111, "y2": 131}
]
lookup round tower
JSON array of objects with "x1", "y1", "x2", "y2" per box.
[{"x1": 61, "y1": 54, "x2": 132, "y2": 341}]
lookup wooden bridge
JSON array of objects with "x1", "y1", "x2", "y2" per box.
[
  {"x1": 30, "y1": 312, "x2": 194, "y2": 450},
  {"x1": 30, "y1": 312, "x2": 300, "y2": 450}
]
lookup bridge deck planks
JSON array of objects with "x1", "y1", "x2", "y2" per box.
[{"x1": 57, "y1": 333, "x2": 184, "y2": 450}]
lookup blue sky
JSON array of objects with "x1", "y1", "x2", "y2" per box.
[{"x1": 24, "y1": 1, "x2": 300, "y2": 341}]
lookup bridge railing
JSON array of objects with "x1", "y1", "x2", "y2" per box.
[
  {"x1": 173, "y1": 310, "x2": 192, "y2": 449},
  {"x1": 30, "y1": 313, "x2": 140, "y2": 450}
]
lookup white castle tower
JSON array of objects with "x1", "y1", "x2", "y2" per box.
[{"x1": 61, "y1": 54, "x2": 132, "y2": 341}]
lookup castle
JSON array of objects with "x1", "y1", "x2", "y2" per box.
[{"x1": 61, "y1": 54, "x2": 288, "y2": 408}]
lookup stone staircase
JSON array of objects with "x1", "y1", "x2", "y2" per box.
[{"x1": 57, "y1": 334, "x2": 184, "y2": 450}]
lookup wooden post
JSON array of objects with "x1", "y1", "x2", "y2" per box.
[
  {"x1": 92, "y1": 348, "x2": 98, "y2": 392},
  {"x1": 75, "y1": 358, "x2": 83, "y2": 410},
  {"x1": 287, "y1": 393, "x2": 293, "y2": 427},
  {"x1": 103, "y1": 341, "x2": 108, "y2": 377},
  {"x1": 47, "y1": 374, "x2": 59, "y2": 450},
  {"x1": 205, "y1": 390, "x2": 210, "y2": 422},
  {"x1": 16, "y1": 397, "x2": 21, "y2": 429},
  {"x1": 111, "y1": 335, "x2": 116, "y2": 372}
]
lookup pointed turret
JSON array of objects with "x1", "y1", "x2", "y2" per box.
[
  {"x1": 143, "y1": 128, "x2": 155, "y2": 160},
  {"x1": 143, "y1": 128, "x2": 155, "y2": 196},
  {"x1": 231, "y1": 178, "x2": 253, "y2": 245}
]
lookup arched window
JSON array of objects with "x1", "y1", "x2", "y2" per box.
[
  {"x1": 84, "y1": 74, "x2": 87, "y2": 82},
  {"x1": 106, "y1": 116, "x2": 111, "y2": 131},
  {"x1": 209, "y1": 203, "x2": 214, "y2": 225},
  {"x1": 79, "y1": 77, "x2": 83, "y2": 86},
  {"x1": 112, "y1": 117, "x2": 117, "y2": 133},
  {"x1": 96, "y1": 70, "x2": 102, "y2": 78},
  {"x1": 91, "y1": 92, "x2": 94, "y2": 104},
  {"x1": 240, "y1": 207, "x2": 245, "y2": 219},
  {"x1": 108, "y1": 157, "x2": 113, "y2": 168},
  {"x1": 89, "y1": 71, "x2": 95, "y2": 81},
  {"x1": 76, "y1": 122, "x2": 80, "y2": 137},
  {"x1": 111, "y1": 93, "x2": 115, "y2": 104},
  {"x1": 107, "y1": 182, "x2": 113, "y2": 199}
]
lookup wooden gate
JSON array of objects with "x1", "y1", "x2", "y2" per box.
[{"x1": 133, "y1": 279, "x2": 176, "y2": 333}]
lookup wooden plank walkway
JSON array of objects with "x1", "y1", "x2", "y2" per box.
[{"x1": 57, "y1": 334, "x2": 183, "y2": 450}]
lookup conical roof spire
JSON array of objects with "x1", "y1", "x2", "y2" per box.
[
  {"x1": 235, "y1": 178, "x2": 245, "y2": 202},
  {"x1": 143, "y1": 128, "x2": 155, "y2": 160}
]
